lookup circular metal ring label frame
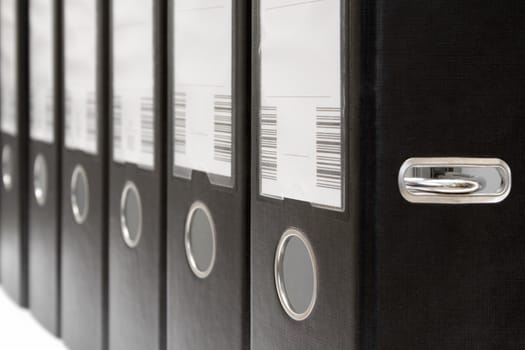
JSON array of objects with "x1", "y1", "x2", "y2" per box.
[
  {"x1": 33, "y1": 154, "x2": 48, "y2": 207},
  {"x1": 2, "y1": 145, "x2": 13, "y2": 191},
  {"x1": 70, "y1": 165, "x2": 90, "y2": 224},
  {"x1": 274, "y1": 228, "x2": 318, "y2": 321},
  {"x1": 120, "y1": 181, "x2": 143, "y2": 248},
  {"x1": 184, "y1": 201, "x2": 217, "y2": 279}
]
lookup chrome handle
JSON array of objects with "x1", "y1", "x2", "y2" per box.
[
  {"x1": 399, "y1": 158, "x2": 512, "y2": 204},
  {"x1": 404, "y1": 174, "x2": 485, "y2": 195}
]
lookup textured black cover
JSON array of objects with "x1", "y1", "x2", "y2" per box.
[
  {"x1": 107, "y1": 1, "x2": 166, "y2": 349},
  {"x1": 27, "y1": 0, "x2": 62, "y2": 335},
  {"x1": 251, "y1": 0, "x2": 360, "y2": 349},
  {"x1": 0, "y1": 0, "x2": 30, "y2": 307},
  {"x1": 60, "y1": 0, "x2": 109, "y2": 349},
  {"x1": 254, "y1": 0, "x2": 525, "y2": 349},
  {"x1": 166, "y1": 1, "x2": 250, "y2": 349},
  {"x1": 371, "y1": 1, "x2": 525, "y2": 349}
]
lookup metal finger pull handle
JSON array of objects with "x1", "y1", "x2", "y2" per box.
[
  {"x1": 404, "y1": 174, "x2": 485, "y2": 194},
  {"x1": 399, "y1": 158, "x2": 511, "y2": 204}
]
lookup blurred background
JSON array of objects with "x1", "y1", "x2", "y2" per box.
[{"x1": 0, "y1": 289, "x2": 66, "y2": 349}]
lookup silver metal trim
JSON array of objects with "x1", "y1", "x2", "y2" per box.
[
  {"x1": 120, "y1": 181, "x2": 143, "y2": 248},
  {"x1": 404, "y1": 175, "x2": 484, "y2": 194},
  {"x1": 70, "y1": 165, "x2": 90, "y2": 224},
  {"x1": 184, "y1": 201, "x2": 217, "y2": 279},
  {"x1": 33, "y1": 154, "x2": 47, "y2": 207},
  {"x1": 274, "y1": 228, "x2": 318, "y2": 322},
  {"x1": 2, "y1": 145, "x2": 13, "y2": 191},
  {"x1": 399, "y1": 157, "x2": 511, "y2": 204}
]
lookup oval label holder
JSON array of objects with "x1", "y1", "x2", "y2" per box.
[
  {"x1": 71, "y1": 165, "x2": 90, "y2": 224},
  {"x1": 120, "y1": 181, "x2": 143, "y2": 248},
  {"x1": 2, "y1": 144, "x2": 13, "y2": 191},
  {"x1": 184, "y1": 201, "x2": 217, "y2": 279},
  {"x1": 274, "y1": 228, "x2": 318, "y2": 321},
  {"x1": 33, "y1": 154, "x2": 48, "y2": 207}
]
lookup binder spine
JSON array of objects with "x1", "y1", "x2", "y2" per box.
[
  {"x1": 19, "y1": 0, "x2": 30, "y2": 309},
  {"x1": 108, "y1": 0, "x2": 165, "y2": 348},
  {"x1": 235, "y1": 0, "x2": 252, "y2": 346},
  {"x1": 356, "y1": 0, "x2": 377, "y2": 348},
  {"x1": 18, "y1": 0, "x2": 30, "y2": 308},
  {"x1": 1, "y1": 0, "x2": 30, "y2": 306},
  {"x1": 155, "y1": 0, "x2": 168, "y2": 348},
  {"x1": 166, "y1": 0, "x2": 250, "y2": 349},
  {"x1": 60, "y1": 0, "x2": 109, "y2": 348},
  {"x1": 98, "y1": 0, "x2": 110, "y2": 347},
  {"x1": 372, "y1": 1, "x2": 525, "y2": 348},
  {"x1": 251, "y1": 0, "x2": 359, "y2": 348},
  {"x1": 27, "y1": 0, "x2": 63, "y2": 334},
  {"x1": 54, "y1": 0, "x2": 64, "y2": 336}
]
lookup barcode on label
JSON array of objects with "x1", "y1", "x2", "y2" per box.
[
  {"x1": 140, "y1": 96, "x2": 154, "y2": 156},
  {"x1": 87, "y1": 92, "x2": 97, "y2": 145},
  {"x1": 260, "y1": 106, "x2": 278, "y2": 181},
  {"x1": 113, "y1": 95, "x2": 122, "y2": 152},
  {"x1": 174, "y1": 92, "x2": 186, "y2": 154},
  {"x1": 213, "y1": 94, "x2": 232, "y2": 163},
  {"x1": 315, "y1": 107, "x2": 342, "y2": 191}
]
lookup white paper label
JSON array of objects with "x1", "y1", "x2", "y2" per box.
[
  {"x1": 64, "y1": 0, "x2": 98, "y2": 154},
  {"x1": 173, "y1": 0, "x2": 233, "y2": 182},
  {"x1": 112, "y1": 0, "x2": 155, "y2": 170},
  {"x1": 30, "y1": 0, "x2": 54, "y2": 143},
  {"x1": 259, "y1": 0, "x2": 343, "y2": 209},
  {"x1": 1, "y1": 0, "x2": 17, "y2": 136}
]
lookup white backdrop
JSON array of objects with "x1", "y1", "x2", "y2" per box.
[{"x1": 0, "y1": 288, "x2": 67, "y2": 349}]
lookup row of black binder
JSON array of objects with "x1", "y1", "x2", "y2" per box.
[{"x1": 2, "y1": 0, "x2": 525, "y2": 349}]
